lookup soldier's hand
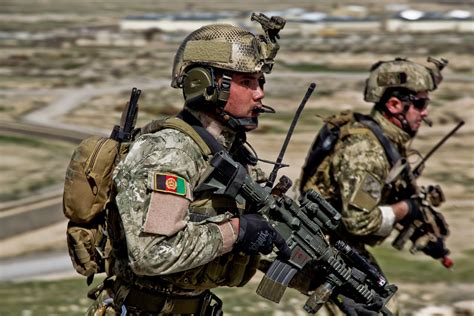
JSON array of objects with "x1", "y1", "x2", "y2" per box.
[
  {"x1": 336, "y1": 295, "x2": 380, "y2": 316},
  {"x1": 234, "y1": 214, "x2": 291, "y2": 259},
  {"x1": 422, "y1": 237, "x2": 449, "y2": 260},
  {"x1": 399, "y1": 198, "x2": 423, "y2": 227}
]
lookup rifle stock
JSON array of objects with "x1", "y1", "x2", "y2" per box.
[{"x1": 111, "y1": 87, "x2": 141, "y2": 142}]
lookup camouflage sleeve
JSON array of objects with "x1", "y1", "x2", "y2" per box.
[
  {"x1": 331, "y1": 132, "x2": 390, "y2": 236},
  {"x1": 113, "y1": 129, "x2": 228, "y2": 276}
]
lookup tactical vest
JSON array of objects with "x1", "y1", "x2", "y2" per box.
[
  {"x1": 300, "y1": 110, "x2": 406, "y2": 196},
  {"x1": 110, "y1": 112, "x2": 260, "y2": 295}
]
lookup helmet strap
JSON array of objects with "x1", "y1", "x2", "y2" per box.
[
  {"x1": 395, "y1": 103, "x2": 416, "y2": 137},
  {"x1": 214, "y1": 72, "x2": 259, "y2": 131},
  {"x1": 216, "y1": 73, "x2": 232, "y2": 109}
]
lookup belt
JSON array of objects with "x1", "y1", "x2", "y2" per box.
[{"x1": 124, "y1": 286, "x2": 208, "y2": 314}]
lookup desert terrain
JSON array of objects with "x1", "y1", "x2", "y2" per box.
[{"x1": 0, "y1": 1, "x2": 473, "y2": 315}]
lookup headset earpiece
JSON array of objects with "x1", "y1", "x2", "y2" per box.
[{"x1": 182, "y1": 67, "x2": 218, "y2": 108}]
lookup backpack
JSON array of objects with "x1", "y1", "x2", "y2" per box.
[
  {"x1": 299, "y1": 110, "x2": 403, "y2": 194},
  {"x1": 63, "y1": 89, "x2": 214, "y2": 284}
]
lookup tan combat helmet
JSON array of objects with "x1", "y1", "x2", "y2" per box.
[
  {"x1": 171, "y1": 13, "x2": 285, "y2": 90},
  {"x1": 364, "y1": 57, "x2": 448, "y2": 103}
]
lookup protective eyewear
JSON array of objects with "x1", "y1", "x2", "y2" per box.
[{"x1": 408, "y1": 95, "x2": 430, "y2": 111}]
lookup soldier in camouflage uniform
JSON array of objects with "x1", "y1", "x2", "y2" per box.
[
  {"x1": 87, "y1": 16, "x2": 291, "y2": 315},
  {"x1": 300, "y1": 57, "x2": 449, "y2": 315}
]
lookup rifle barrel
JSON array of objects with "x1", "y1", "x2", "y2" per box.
[{"x1": 413, "y1": 120, "x2": 464, "y2": 177}]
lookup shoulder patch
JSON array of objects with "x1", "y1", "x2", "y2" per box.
[
  {"x1": 350, "y1": 172, "x2": 383, "y2": 212},
  {"x1": 152, "y1": 172, "x2": 189, "y2": 197}
]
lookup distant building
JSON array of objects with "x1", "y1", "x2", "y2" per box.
[
  {"x1": 294, "y1": 16, "x2": 380, "y2": 36},
  {"x1": 120, "y1": 10, "x2": 473, "y2": 35},
  {"x1": 120, "y1": 12, "x2": 239, "y2": 32},
  {"x1": 386, "y1": 10, "x2": 473, "y2": 33}
]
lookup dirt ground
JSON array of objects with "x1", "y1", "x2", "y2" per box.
[{"x1": 0, "y1": 2, "x2": 473, "y2": 313}]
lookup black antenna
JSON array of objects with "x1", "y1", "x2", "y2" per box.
[
  {"x1": 265, "y1": 82, "x2": 316, "y2": 189},
  {"x1": 412, "y1": 120, "x2": 464, "y2": 177}
]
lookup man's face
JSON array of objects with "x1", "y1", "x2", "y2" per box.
[
  {"x1": 386, "y1": 91, "x2": 430, "y2": 136},
  {"x1": 223, "y1": 72, "x2": 265, "y2": 131},
  {"x1": 403, "y1": 91, "x2": 430, "y2": 133}
]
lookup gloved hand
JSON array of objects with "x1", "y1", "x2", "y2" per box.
[
  {"x1": 234, "y1": 214, "x2": 291, "y2": 259},
  {"x1": 336, "y1": 295, "x2": 380, "y2": 316},
  {"x1": 422, "y1": 237, "x2": 450, "y2": 259},
  {"x1": 399, "y1": 198, "x2": 423, "y2": 227}
]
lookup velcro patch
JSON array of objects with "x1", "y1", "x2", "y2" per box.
[
  {"x1": 350, "y1": 172, "x2": 382, "y2": 212},
  {"x1": 152, "y1": 173, "x2": 188, "y2": 197},
  {"x1": 377, "y1": 71, "x2": 407, "y2": 86}
]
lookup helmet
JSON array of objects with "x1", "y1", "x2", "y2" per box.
[
  {"x1": 364, "y1": 57, "x2": 448, "y2": 103},
  {"x1": 172, "y1": 24, "x2": 273, "y2": 89},
  {"x1": 170, "y1": 13, "x2": 285, "y2": 131}
]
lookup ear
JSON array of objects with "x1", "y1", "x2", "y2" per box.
[{"x1": 385, "y1": 97, "x2": 404, "y2": 115}]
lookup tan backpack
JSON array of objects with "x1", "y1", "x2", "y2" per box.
[{"x1": 63, "y1": 89, "x2": 212, "y2": 284}]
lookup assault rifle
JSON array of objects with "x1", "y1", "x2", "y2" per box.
[
  {"x1": 196, "y1": 151, "x2": 397, "y2": 315},
  {"x1": 195, "y1": 84, "x2": 397, "y2": 314},
  {"x1": 111, "y1": 87, "x2": 141, "y2": 142},
  {"x1": 389, "y1": 120, "x2": 464, "y2": 268}
]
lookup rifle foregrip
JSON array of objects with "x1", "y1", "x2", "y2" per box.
[
  {"x1": 392, "y1": 224, "x2": 416, "y2": 250},
  {"x1": 304, "y1": 281, "x2": 335, "y2": 314}
]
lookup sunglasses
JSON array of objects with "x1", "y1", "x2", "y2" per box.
[{"x1": 408, "y1": 95, "x2": 430, "y2": 110}]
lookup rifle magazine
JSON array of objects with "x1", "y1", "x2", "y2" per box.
[{"x1": 256, "y1": 260, "x2": 297, "y2": 303}]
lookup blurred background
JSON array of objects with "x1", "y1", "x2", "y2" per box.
[{"x1": 0, "y1": 1, "x2": 473, "y2": 315}]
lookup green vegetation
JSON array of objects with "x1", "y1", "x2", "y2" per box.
[
  {"x1": 0, "y1": 277, "x2": 306, "y2": 316},
  {"x1": 371, "y1": 245, "x2": 474, "y2": 283},
  {"x1": 0, "y1": 277, "x2": 97, "y2": 316},
  {"x1": 0, "y1": 135, "x2": 74, "y2": 202},
  {"x1": 0, "y1": 135, "x2": 45, "y2": 148},
  {"x1": 1, "y1": 251, "x2": 473, "y2": 316}
]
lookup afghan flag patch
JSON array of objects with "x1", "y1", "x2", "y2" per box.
[{"x1": 153, "y1": 173, "x2": 187, "y2": 196}]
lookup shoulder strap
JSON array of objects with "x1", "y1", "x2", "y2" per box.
[
  {"x1": 162, "y1": 117, "x2": 215, "y2": 157},
  {"x1": 137, "y1": 111, "x2": 223, "y2": 158},
  {"x1": 176, "y1": 110, "x2": 224, "y2": 155},
  {"x1": 353, "y1": 113, "x2": 401, "y2": 167}
]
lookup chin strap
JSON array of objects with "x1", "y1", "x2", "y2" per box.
[
  {"x1": 387, "y1": 103, "x2": 416, "y2": 137},
  {"x1": 215, "y1": 73, "x2": 232, "y2": 109}
]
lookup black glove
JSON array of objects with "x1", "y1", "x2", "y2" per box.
[
  {"x1": 399, "y1": 198, "x2": 423, "y2": 227},
  {"x1": 422, "y1": 237, "x2": 449, "y2": 259},
  {"x1": 234, "y1": 214, "x2": 291, "y2": 259},
  {"x1": 336, "y1": 295, "x2": 380, "y2": 316}
]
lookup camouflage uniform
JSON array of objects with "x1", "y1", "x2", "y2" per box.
[
  {"x1": 304, "y1": 109, "x2": 410, "y2": 251},
  {"x1": 86, "y1": 14, "x2": 289, "y2": 314},
  {"x1": 301, "y1": 57, "x2": 448, "y2": 315},
  {"x1": 87, "y1": 110, "x2": 261, "y2": 315},
  {"x1": 300, "y1": 109, "x2": 408, "y2": 316}
]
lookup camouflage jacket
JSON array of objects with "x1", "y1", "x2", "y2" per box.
[
  {"x1": 112, "y1": 110, "x2": 262, "y2": 293},
  {"x1": 305, "y1": 109, "x2": 411, "y2": 246}
]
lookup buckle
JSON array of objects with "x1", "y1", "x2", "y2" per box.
[{"x1": 200, "y1": 291, "x2": 223, "y2": 316}]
